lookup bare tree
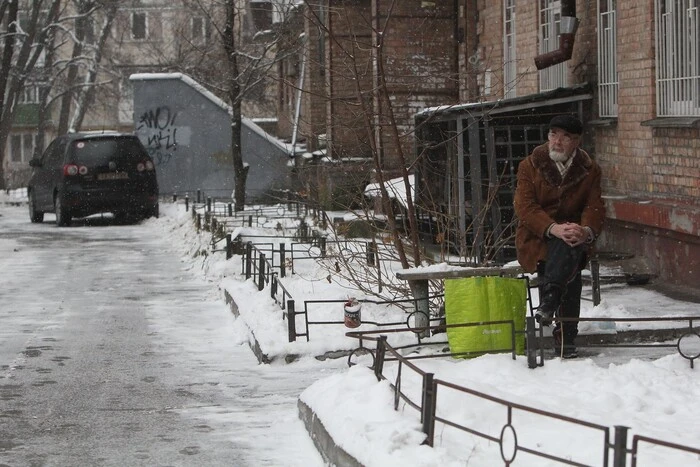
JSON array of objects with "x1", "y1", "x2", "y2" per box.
[
  {"x1": 196, "y1": 0, "x2": 301, "y2": 210},
  {"x1": 0, "y1": 0, "x2": 62, "y2": 189},
  {"x1": 68, "y1": 0, "x2": 118, "y2": 131}
]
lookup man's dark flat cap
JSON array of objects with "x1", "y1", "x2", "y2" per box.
[{"x1": 549, "y1": 115, "x2": 583, "y2": 134}]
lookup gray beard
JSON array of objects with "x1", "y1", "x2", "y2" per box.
[{"x1": 549, "y1": 149, "x2": 569, "y2": 162}]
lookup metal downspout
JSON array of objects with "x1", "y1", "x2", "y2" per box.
[{"x1": 534, "y1": 0, "x2": 579, "y2": 70}]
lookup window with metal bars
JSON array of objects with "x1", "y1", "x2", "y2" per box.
[
  {"x1": 539, "y1": 0, "x2": 567, "y2": 91},
  {"x1": 504, "y1": 0, "x2": 517, "y2": 99},
  {"x1": 655, "y1": 0, "x2": 700, "y2": 116},
  {"x1": 597, "y1": 0, "x2": 618, "y2": 117}
]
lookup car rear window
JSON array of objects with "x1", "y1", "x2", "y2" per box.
[{"x1": 69, "y1": 138, "x2": 148, "y2": 165}]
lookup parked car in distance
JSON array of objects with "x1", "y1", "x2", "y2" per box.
[{"x1": 27, "y1": 131, "x2": 159, "y2": 226}]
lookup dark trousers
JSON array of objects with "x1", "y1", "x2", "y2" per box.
[{"x1": 539, "y1": 238, "x2": 587, "y2": 345}]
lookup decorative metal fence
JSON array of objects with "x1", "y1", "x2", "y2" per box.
[{"x1": 345, "y1": 329, "x2": 700, "y2": 467}]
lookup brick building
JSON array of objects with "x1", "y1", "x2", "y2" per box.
[
  {"x1": 277, "y1": 1, "x2": 460, "y2": 207},
  {"x1": 277, "y1": 0, "x2": 699, "y2": 290}
]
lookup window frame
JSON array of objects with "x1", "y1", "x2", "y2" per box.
[
  {"x1": 655, "y1": 0, "x2": 700, "y2": 117},
  {"x1": 9, "y1": 132, "x2": 39, "y2": 163},
  {"x1": 538, "y1": 0, "x2": 568, "y2": 92},
  {"x1": 597, "y1": 0, "x2": 618, "y2": 117},
  {"x1": 131, "y1": 11, "x2": 148, "y2": 41},
  {"x1": 503, "y1": 0, "x2": 517, "y2": 99}
]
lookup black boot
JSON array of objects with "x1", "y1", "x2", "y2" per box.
[{"x1": 535, "y1": 283, "x2": 563, "y2": 326}]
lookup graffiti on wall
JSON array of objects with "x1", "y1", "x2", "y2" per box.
[{"x1": 136, "y1": 106, "x2": 191, "y2": 166}]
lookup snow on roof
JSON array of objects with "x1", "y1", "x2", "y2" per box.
[{"x1": 364, "y1": 174, "x2": 414, "y2": 210}]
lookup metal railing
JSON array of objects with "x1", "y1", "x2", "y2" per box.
[{"x1": 345, "y1": 328, "x2": 700, "y2": 466}]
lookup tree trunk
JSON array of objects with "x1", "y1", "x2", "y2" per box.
[
  {"x1": 224, "y1": 3, "x2": 248, "y2": 211},
  {"x1": 58, "y1": 4, "x2": 88, "y2": 135},
  {"x1": 0, "y1": 1, "x2": 18, "y2": 189},
  {"x1": 71, "y1": 2, "x2": 117, "y2": 131}
]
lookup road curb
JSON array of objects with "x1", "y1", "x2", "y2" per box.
[
  {"x1": 297, "y1": 399, "x2": 364, "y2": 467},
  {"x1": 222, "y1": 288, "x2": 273, "y2": 363}
]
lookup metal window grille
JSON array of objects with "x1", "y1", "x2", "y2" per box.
[
  {"x1": 656, "y1": 0, "x2": 700, "y2": 116},
  {"x1": 539, "y1": 0, "x2": 567, "y2": 91},
  {"x1": 598, "y1": 0, "x2": 618, "y2": 117},
  {"x1": 504, "y1": 0, "x2": 517, "y2": 99}
]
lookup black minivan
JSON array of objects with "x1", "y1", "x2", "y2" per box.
[{"x1": 27, "y1": 132, "x2": 159, "y2": 226}]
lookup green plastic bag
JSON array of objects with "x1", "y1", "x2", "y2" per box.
[{"x1": 444, "y1": 276, "x2": 527, "y2": 356}]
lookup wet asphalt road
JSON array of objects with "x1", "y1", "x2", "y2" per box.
[{"x1": 0, "y1": 204, "x2": 331, "y2": 467}]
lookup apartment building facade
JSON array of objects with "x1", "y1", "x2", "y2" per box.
[{"x1": 3, "y1": 0, "x2": 272, "y2": 189}]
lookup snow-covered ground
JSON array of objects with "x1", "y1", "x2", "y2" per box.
[{"x1": 4, "y1": 189, "x2": 699, "y2": 466}]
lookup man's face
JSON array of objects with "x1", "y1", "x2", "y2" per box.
[{"x1": 547, "y1": 127, "x2": 580, "y2": 162}]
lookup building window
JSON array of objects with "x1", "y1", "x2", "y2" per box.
[
  {"x1": 655, "y1": 0, "x2": 700, "y2": 116},
  {"x1": 9, "y1": 133, "x2": 38, "y2": 163},
  {"x1": 503, "y1": 0, "x2": 517, "y2": 99},
  {"x1": 598, "y1": 0, "x2": 618, "y2": 117},
  {"x1": 191, "y1": 16, "x2": 210, "y2": 43},
  {"x1": 539, "y1": 0, "x2": 567, "y2": 91},
  {"x1": 131, "y1": 11, "x2": 147, "y2": 40},
  {"x1": 17, "y1": 85, "x2": 41, "y2": 104}
]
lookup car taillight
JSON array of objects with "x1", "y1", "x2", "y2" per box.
[
  {"x1": 137, "y1": 161, "x2": 155, "y2": 172},
  {"x1": 63, "y1": 164, "x2": 87, "y2": 176}
]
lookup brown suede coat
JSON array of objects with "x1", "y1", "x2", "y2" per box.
[{"x1": 514, "y1": 143, "x2": 605, "y2": 272}]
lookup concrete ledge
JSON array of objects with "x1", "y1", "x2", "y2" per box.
[
  {"x1": 223, "y1": 288, "x2": 272, "y2": 364},
  {"x1": 298, "y1": 399, "x2": 363, "y2": 467}
]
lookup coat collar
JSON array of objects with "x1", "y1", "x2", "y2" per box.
[{"x1": 530, "y1": 143, "x2": 594, "y2": 190}]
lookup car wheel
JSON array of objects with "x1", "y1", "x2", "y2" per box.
[
  {"x1": 114, "y1": 211, "x2": 133, "y2": 225},
  {"x1": 147, "y1": 203, "x2": 159, "y2": 219},
  {"x1": 28, "y1": 190, "x2": 44, "y2": 223},
  {"x1": 54, "y1": 193, "x2": 71, "y2": 227}
]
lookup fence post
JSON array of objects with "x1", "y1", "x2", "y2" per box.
[
  {"x1": 421, "y1": 373, "x2": 436, "y2": 447},
  {"x1": 228, "y1": 203, "x2": 233, "y2": 217},
  {"x1": 172, "y1": 193, "x2": 177, "y2": 202},
  {"x1": 612, "y1": 426, "x2": 629, "y2": 467},
  {"x1": 226, "y1": 234, "x2": 232, "y2": 260},
  {"x1": 196, "y1": 189, "x2": 201, "y2": 204},
  {"x1": 185, "y1": 194, "x2": 189, "y2": 211},
  {"x1": 271, "y1": 273, "x2": 277, "y2": 300},
  {"x1": 280, "y1": 243, "x2": 286, "y2": 278},
  {"x1": 196, "y1": 213, "x2": 202, "y2": 232},
  {"x1": 366, "y1": 241, "x2": 376, "y2": 266},
  {"x1": 374, "y1": 336, "x2": 387, "y2": 381},
  {"x1": 526, "y1": 316, "x2": 538, "y2": 369},
  {"x1": 245, "y1": 242, "x2": 252, "y2": 279},
  {"x1": 591, "y1": 259, "x2": 601, "y2": 306},
  {"x1": 287, "y1": 300, "x2": 296, "y2": 342},
  {"x1": 206, "y1": 197, "x2": 212, "y2": 212},
  {"x1": 258, "y1": 253, "x2": 265, "y2": 291},
  {"x1": 248, "y1": 215, "x2": 253, "y2": 227}
]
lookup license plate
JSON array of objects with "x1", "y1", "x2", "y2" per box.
[{"x1": 97, "y1": 172, "x2": 129, "y2": 180}]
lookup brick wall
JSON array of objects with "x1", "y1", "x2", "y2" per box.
[{"x1": 326, "y1": 1, "x2": 374, "y2": 160}]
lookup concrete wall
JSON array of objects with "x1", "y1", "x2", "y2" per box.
[{"x1": 131, "y1": 73, "x2": 291, "y2": 201}]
